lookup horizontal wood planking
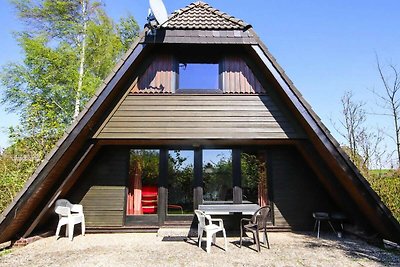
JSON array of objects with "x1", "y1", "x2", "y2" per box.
[
  {"x1": 113, "y1": 110, "x2": 279, "y2": 117},
  {"x1": 80, "y1": 187, "x2": 125, "y2": 226},
  {"x1": 117, "y1": 105, "x2": 281, "y2": 111},
  {"x1": 102, "y1": 127, "x2": 293, "y2": 133},
  {"x1": 104, "y1": 121, "x2": 293, "y2": 129},
  {"x1": 98, "y1": 132, "x2": 293, "y2": 139},
  {"x1": 96, "y1": 95, "x2": 304, "y2": 139},
  {"x1": 122, "y1": 95, "x2": 270, "y2": 100},
  {"x1": 107, "y1": 116, "x2": 285, "y2": 122},
  {"x1": 120, "y1": 99, "x2": 276, "y2": 106},
  {"x1": 70, "y1": 147, "x2": 129, "y2": 227}
]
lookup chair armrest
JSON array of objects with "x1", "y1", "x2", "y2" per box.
[
  {"x1": 210, "y1": 218, "x2": 224, "y2": 228},
  {"x1": 55, "y1": 206, "x2": 70, "y2": 216},
  {"x1": 70, "y1": 204, "x2": 83, "y2": 214}
]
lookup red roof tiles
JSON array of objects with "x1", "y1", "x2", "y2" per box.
[{"x1": 164, "y1": 1, "x2": 249, "y2": 30}]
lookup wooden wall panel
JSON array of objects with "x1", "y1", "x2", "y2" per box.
[
  {"x1": 221, "y1": 56, "x2": 265, "y2": 94},
  {"x1": 268, "y1": 146, "x2": 337, "y2": 230},
  {"x1": 129, "y1": 55, "x2": 267, "y2": 94},
  {"x1": 131, "y1": 55, "x2": 176, "y2": 94},
  {"x1": 68, "y1": 147, "x2": 129, "y2": 227},
  {"x1": 95, "y1": 95, "x2": 305, "y2": 139}
]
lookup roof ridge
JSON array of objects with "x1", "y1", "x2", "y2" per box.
[{"x1": 165, "y1": 1, "x2": 248, "y2": 29}]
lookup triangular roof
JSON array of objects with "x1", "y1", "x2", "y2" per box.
[{"x1": 1, "y1": 1, "x2": 399, "y2": 244}]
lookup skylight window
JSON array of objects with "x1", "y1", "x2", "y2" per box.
[{"x1": 178, "y1": 63, "x2": 219, "y2": 90}]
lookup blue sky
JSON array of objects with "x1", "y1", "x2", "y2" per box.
[{"x1": 0, "y1": 0, "x2": 399, "y2": 154}]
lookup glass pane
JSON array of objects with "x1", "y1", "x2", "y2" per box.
[
  {"x1": 168, "y1": 150, "x2": 194, "y2": 215},
  {"x1": 126, "y1": 149, "x2": 159, "y2": 215},
  {"x1": 179, "y1": 63, "x2": 219, "y2": 89},
  {"x1": 203, "y1": 149, "x2": 232, "y2": 202},
  {"x1": 241, "y1": 151, "x2": 267, "y2": 205}
]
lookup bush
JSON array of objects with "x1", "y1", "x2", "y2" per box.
[
  {"x1": 366, "y1": 170, "x2": 400, "y2": 222},
  {"x1": 0, "y1": 141, "x2": 44, "y2": 214}
]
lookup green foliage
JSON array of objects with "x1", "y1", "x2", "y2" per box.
[
  {"x1": 366, "y1": 170, "x2": 400, "y2": 222},
  {"x1": 118, "y1": 15, "x2": 140, "y2": 51},
  {"x1": 241, "y1": 152, "x2": 266, "y2": 203},
  {"x1": 168, "y1": 151, "x2": 193, "y2": 212},
  {"x1": 203, "y1": 153, "x2": 232, "y2": 201},
  {"x1": 130, "y1": 150, "x2": 160, "y2": 186},
  {"x1": 241, "y1": 153, "x2": 262, "y2": 189},
  {"x1": 0, "y1": 0, "x2": 139, "y2": 213},
  {"x1": 343, "y1": 146, "x2": 400, "y2": 223},
  {"x1": 0, "y1": 248, "x2": 12, "y2": 257},
  {"x1": 0, "y1": 143, "x2": 40, "y2": 213}
]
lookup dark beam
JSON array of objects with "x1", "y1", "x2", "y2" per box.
[
  {"x1": 193, "y1": 148, "x2": 203, "y2": 209},
  {"x1": 232, "y1": 149, "x2": 242, "y2": 203},
  {"x1": 22, "y1": 143, "x2": 99, "y2": 238},
  {"x1": 158, "y1": 148, "x2": 168, "y2": 225}
]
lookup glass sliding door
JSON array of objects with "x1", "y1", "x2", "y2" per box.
[
  {"x1": 241, "y1": 150, "x2": 268, "y2": 206},
  {"x1": 126, "y1": 149, "x2": 160, "y2": 217},
  {"x1": 202, "y1": 149, "x2": 233, "y2": 202},
  {"x1": 167, "y1": 150, "x2": 194, "y2": 215},
  {"x1": 124, "y1": 147, "x2": 268, "y2": 227}
]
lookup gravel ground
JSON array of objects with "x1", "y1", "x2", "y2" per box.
[{"x1": 1, "y1": 232, "x2": 399, "y2": 266}]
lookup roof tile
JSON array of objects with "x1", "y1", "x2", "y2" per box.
[{"x1": 164, "y1": 1, "x2": 249, "y2": 30}]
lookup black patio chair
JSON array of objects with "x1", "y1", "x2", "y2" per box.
[{"x1": 239, "y1": 206, "x2": 270, "y2": 252}]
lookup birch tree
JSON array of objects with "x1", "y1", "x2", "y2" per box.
[
  {"x1": 1, "y1": 0, "x2": 139, "y2": 150},
  {"x1": 0, "y1": 0, "x2": 139, "y2": 206}
]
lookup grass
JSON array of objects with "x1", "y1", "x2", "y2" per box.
[
  {"x1": 369, "y1": 169, "x2": 392, "y2": 176},
  {"x1": 0, "y1": 249, "x2": 12, "y2": 257}
]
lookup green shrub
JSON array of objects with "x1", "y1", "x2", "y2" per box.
[{"x1": 366, "y1": 170, "x2": 400, "y2": 222}]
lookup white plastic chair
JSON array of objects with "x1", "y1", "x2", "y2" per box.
[
  {"x1": 55, "y1": 199, "x2": 85, "y2": 241},
  {"x1": 194, "y1": 210, "x2": 227, "y2": 253}
]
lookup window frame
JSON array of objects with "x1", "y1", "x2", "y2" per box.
[{"x1": 175, "y1": 62, "x2": 223, "y2": 94}]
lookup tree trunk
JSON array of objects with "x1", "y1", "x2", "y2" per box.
[
  {"x1": 392, "y1": 106, "x2": 400, "y2": 166},
  {"x1": 73, "y1": 0, "x2": 87, "y2": 121}
]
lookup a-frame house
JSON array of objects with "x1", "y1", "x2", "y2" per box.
[{"x1": 1, "y1": 1, "x2": 399, "y2": 244}]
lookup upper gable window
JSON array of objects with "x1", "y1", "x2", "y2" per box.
[{"x1": 177, "y1": 63, "x2": 220, "y2": 93}]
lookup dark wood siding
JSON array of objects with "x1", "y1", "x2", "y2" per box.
[
  {"x1": 221, "y1": 56, "x2": 265, "y2": 94},
  {"x1": 95, "y1": 95, "x2": 305, "y2": 139},
  {"x1": 131, "y1": 55, "x2": 176, "y2": 94},
  {"x1": 268, "y1": 146, "x2": 337, "y2": 230},
  {"x1": 69, "y1": 147, "x2": 129, "y2": 227}
]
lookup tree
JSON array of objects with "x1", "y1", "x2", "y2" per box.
[
  {"x1": 334, "y1": 91, "x2": 385, "y2": 171},
  {"x1": 1, "y1": 0, "x2": 139, "y2": 153},
  {"x1": 374, "y1": 57, "x2": 400, "y2": 167},
  {"x1": 0, "y1": 0, "x2": 139, "y2": 212}
]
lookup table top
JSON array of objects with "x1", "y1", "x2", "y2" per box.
[{"x1": 198, "y1": 203, "x2": 260, "y2": 215}]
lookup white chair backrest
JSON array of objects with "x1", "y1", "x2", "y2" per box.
[
  {"x1": 194, "y1": 210, "x2": 207, "y2": 227},
  {"x1": 55, "y1": 199, "x2": 72, "y2": 217}
]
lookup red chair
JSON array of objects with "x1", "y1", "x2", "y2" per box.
[{"x1": 142, "y1": 186, "x2": 158, "y2": 214}]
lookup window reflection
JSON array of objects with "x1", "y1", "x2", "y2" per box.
[
  {"x1": 203, "y1": 149, "x2": 233, "y2": 202},
  {"x1": 126, "y1": 149, "x2": 159, "y2": 215},
  {"x1": 241, "y1": 151, "x2": 267, "y2": 206},
  {"x1": 168, "y1": 150, "x2": 194, "y2": 214}
]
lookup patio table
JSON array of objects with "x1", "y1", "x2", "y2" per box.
[{"x1": 198, "y1": 203, "x2": 260, "y2": 215}]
